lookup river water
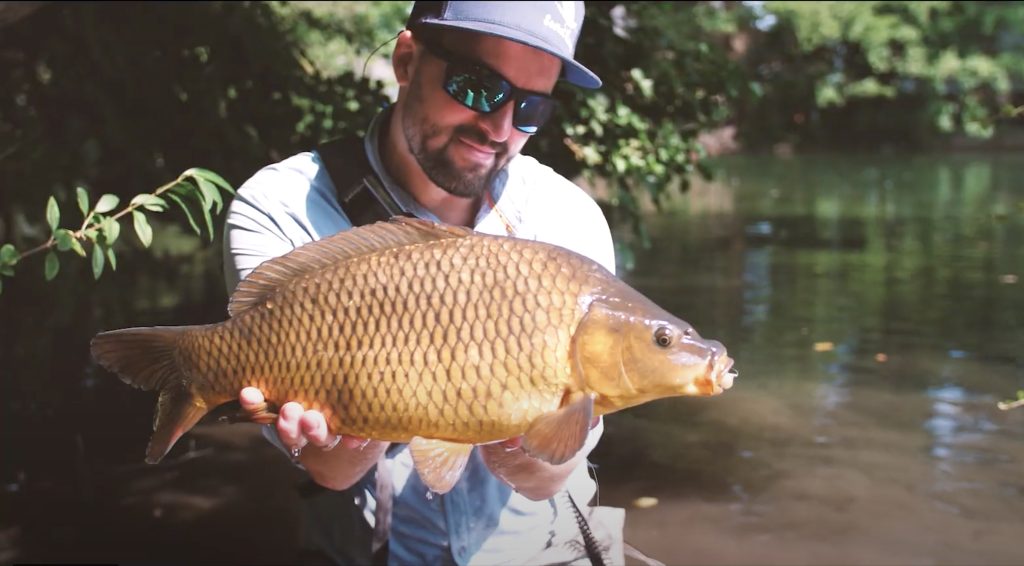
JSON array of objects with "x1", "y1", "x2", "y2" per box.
[
  {"x1": 592, "y1": 152, "x2": 1024, "y2": 565},
  {"x1": 2, "y1": 152, "x2": 1022, "y2": 564}
]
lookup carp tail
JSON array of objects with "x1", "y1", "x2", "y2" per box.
[{"x1": 91, "y1": 326, "x2": 209, "y2": 464}]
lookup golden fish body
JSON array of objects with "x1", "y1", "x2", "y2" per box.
[
  {"x1": 92, "y1": 217, "x2": 736, "y2": 493},
  {"x1": 184, "y1": 228, "x2": 594, "y2": 441}
]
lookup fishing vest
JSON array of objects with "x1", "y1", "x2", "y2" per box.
[{"x1": 317, "y1": 136, "x2": 411, "y2": 226}]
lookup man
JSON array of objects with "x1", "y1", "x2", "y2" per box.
[{"x1": 222, "y1": 2, "x2": 621, "y2": 564}]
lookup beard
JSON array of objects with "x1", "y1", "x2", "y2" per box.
[{"x1": 401, "y1": 84, "x2": 511, "y2": 199}]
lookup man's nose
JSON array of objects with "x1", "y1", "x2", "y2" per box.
[{"x1": 475, "y1": 101, "x2": 515, "y2": 143}]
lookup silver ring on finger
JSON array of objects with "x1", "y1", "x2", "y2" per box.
[{"x1": 321, "y1": 435, "x2": 342, "y2": 452}]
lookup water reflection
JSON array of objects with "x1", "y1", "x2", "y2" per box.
[
  {"x1": 741, "y1": 246, "x2": 772, "y2": 328},
  {"x1": 595, "y1": 153, "x2": 1024, "y2": 565},
  {"x1": 926, "y1": 384, "x2": 1004, "y2": 469}
]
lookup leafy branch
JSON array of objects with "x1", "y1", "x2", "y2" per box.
[
  {"x1": 997, "y1": 390, "x2": 1024, "y2": 411},
  {"x1": 0, "y1": 168, "x2": 234, "y2": 294}
]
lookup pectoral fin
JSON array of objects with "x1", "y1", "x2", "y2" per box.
[
  {"x1": 522, "y1": 392, "x2": 595, "y2": 466},
  {"x1": 409, "y1": 437, "x2": 474, "y2": 495}
]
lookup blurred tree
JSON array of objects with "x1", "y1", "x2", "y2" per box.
[
  {"x1": 3, "y1": 1, "x2": 1023, "y2": 279},
  {"x1": 528, "y1": 1, "x2": 756, "y2": 260},
  {"x1": 737, "y1": 1, "x2": 1024, "y2": 149},
  {"x1": 0, "y1": 1, "x2": 759, "y2": 276},
  {"x1": 271, "y1": 1, "x2": 410, "y2": 81},
  {"x1": 0, "y1": 1, "x2": 389, "y2": 263}
]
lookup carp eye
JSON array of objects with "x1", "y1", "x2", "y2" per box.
[{"x1": 654, "y1": 326, "x2": 673, "y2": 348}]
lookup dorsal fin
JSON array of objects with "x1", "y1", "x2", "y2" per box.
[{"x1": 228, "y1": 216, "x2": 474, "y2": 317}]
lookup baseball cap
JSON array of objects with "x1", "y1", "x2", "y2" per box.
[{"x1": 406, "y1": 1, "x2": 602, "y2": 89}]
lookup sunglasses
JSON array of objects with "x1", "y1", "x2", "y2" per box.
[{"x1": 418, "y1": 38, "x2": 558, "y2": 135}]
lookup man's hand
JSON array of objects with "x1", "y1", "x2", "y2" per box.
[
  {"x1": 479, "y1": 416, "x2": 601, "y2": 501},
  {"x1": 240, "y1": 387, "x2": 370, "y2": 451},
  {"x1": 239, "y1": 387, "x2": 388, "y2": 491}
]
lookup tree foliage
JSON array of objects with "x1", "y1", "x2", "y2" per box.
[
  {"x1": 0, "y1": 169, "x2": 234, "y2": 294},
  {"x1": 0, "y1": 1, "x2": 389, "y2": 284},
  {"x1": 739, "y1": 1, "x2": 1024, "y2": 148},
  {"x1": 1, "y1": 1, "x2": 1022, "y2": 289}
]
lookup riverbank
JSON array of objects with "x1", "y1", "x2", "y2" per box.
[{"x1": 695, "y1": 122, "x2": 1024, "y2": 159}]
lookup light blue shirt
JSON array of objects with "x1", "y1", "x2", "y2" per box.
[{"x1": 222, "y1": 107, "x2": 616, "y2": 565}]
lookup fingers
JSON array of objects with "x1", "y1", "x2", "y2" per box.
[
  {"x1": 288, "y1": 404, "x2": 356, "y2": 451},
  {"x1": 239, "y1": 386, "x2": 265, "y2": 410},
  {"x1": 237, "y1": 388, "x2": 373, "y2": 454},
  {"x1": 277, "y1": 402, "x2": 307, "y2": 451},
  {"x1": 299, "y1": 411, "x2": 336, "y2": 448},
  {"x1": 231, "y1": 387, "x2": 277, "y2": 424}
]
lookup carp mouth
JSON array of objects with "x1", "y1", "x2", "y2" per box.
[
  {"x1": 674, "y1": 352, "x2": 737, "y2": 397},
  {"x1": 713, "y1": 355, "x2": 737, "y2": 392}
]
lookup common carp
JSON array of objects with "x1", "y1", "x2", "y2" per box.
[{"x1": 91, "y1": 217, "x2": 736, "y2": 493}]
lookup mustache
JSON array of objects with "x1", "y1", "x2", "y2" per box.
[{"x1": 454, "y1": 125, "x2": 507, "y2": 154}]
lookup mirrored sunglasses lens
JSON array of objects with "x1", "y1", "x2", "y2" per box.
[
  {"x1": 445, "y1": 68, "x2": 511, "y2": 113},
  {"x1": 513, "y1": 96, "x2": 556, "y2": 134}
]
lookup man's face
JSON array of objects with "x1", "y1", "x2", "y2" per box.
[{"x1": 401, "y1": 30, "x2": 562, "y2": 199}]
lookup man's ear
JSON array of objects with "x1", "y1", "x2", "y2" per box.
[{"x1": 392, "y1": 30, "x2": 418, "y2": 87}]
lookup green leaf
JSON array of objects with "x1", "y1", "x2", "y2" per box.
[
  {"x1": 102, "y1": 217, "x2": 121, "y2": 245},
  {"x1": 166, "y1": 191, "x2": 201, "y2": 236},
  {"x1": 69, "y1": 238, "x2": 86, "y2": 258},
  {"x1": 0, "y1": 243, "x2": 17, "y2": 265},
  {"x1": 44, "y1": 251, "x2": 59, "y2": 281},
  {"x1": 195, "y1": 176, "x2": 223, "y2": 215},
  {"x1": 94, "y1": 194, "x2": 120, "y2": 214},
  {"x1": 91, "y1": 243, "x2": 105, "y2": 280},
  {"x1": 176, "y1": 179, "x2": 214, "y2": 240},
  {"x1": 144, "y1": 197, "x2": 168, "y2": 212},
  {"x1": 76, "y1": 187, "x2": 90, "y2": 217},
  {"x1": 46, "y1": 196, "x2": 60, "y2": 233},
  {"x1": 133, "y1": 210, "x2": 153, "y2": 248},
  {"x1": 54, "y1": 229, "x2": 74, "y2": 252},
  {"x1": 0, "y1": 266, "x2": 12, "y2": 277},
  {"x1": 199, "y1": 198, "x2": 214, "y2": 241},
  {"x1": 629, "y1": 68, "x2": 654, "y2": 100},
  {"x1": 130, "y1": 194, "x2": 168, "y2": 212},
  {"x1": 106, "y1": 247, "x2": 117, "y2": 271},
  {"x1": 184, "y1": 167, "x2": 235, "y2": 195}
]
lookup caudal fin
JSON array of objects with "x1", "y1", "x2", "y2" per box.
[{"x1": 90, "y1": 326, "x2": 209, "y2": 464}]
